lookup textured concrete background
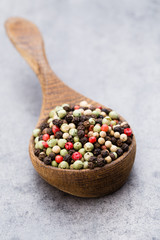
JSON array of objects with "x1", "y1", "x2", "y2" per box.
[{"x1": 0, "y1": 0, "x2": 160, "y2": 239}]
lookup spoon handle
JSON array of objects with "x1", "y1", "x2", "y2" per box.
[{"x1": 5, "y1": 17, "x2": 84, "y2": 124}]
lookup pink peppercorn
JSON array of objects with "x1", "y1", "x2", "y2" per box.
[
  {"x1": 42, "y1": 134, "x2": 50, "y2": 141},
  {"x1": 72, "y1": 152, "x2": 82, "y2": 161},
  {"x1": 65, "y1": 142, "x2": 73, "y2": 150},
  {"x1": 42, "y1": 141, "x2": 49, "y2": 148},
  {"x1": 124, "y1": 128, "x2": 132, "y2": 136}
]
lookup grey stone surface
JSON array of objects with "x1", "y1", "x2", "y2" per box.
[{"x1": 0, "y1": 0, "x2": 160, "y2": 239}]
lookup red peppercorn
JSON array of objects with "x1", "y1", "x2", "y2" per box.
[
  {"x1": 89, "y1": 125, "x2": 94, "y2": 131},
  {"x1": 101, "y1": 124, "x2": 109, "y2": 132},
  {"x1": 42, "y1": 141, "x2": 49, "y2": 148},
  {"x1": 97, "y1": 106, "x2": 102, "y2": 109},
  {"x1": 72, "y1": 152, "x2": 82, "y2": 161},
  {"x1": 89, "y1": 136, "x2": 96, "y2": 143},
  {"x1": 52, "y1": 125, "x2": 60, "y2": 135},
  {"x1": 55, "y1": 155, "x2": 63, "y2": 163},
  {"x1": 101, "y1": 145, "x2": 107, "y2": 150},
  {"x1": 65, "y1": 142, "x2": 73, "y2": 150},
  {"x1": 74, "y1": 105, "x2": 80, "y2": 110},
  {"x1": 124, "y1": 128, "x2": 132, "y2": 136},
  {"x1": 42, "y1": 134, "x2": 50, "y2": 141},
  {"x1": 85, "y1": 134, "x2": 88, "y2": 138}
]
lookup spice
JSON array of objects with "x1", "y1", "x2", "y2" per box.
[{"x1": 33, "y1": 101, "x2": 133, "y2": 169}]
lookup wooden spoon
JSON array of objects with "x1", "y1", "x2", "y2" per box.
[{"x1": 5, "y1": 17, "x2": 136, "y2": 198}]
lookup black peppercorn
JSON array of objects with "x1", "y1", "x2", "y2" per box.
[
  {"x1": 80, "y1": 137, "x2": 88, "y2": 145},
  {"x1": 39, "y1": 122, "x2": 49, "y2": 131},
  {"x1": 52, "y1": 119, "x2": 63, "y2": 127},
  {"x1": 105, "y1": 136, "x2": 111, "y2": 141},
  {"x1": 63, "y1": 154, "x2": 72, "y2": 163},
  {"x1": 117, "y1": 139, "x2": 123, "y2": 147},
  {"x1": 89, "y1": 106, "x2": 96, "y2": 111},
  {"x1": 67, "y1": 136, "x2": 74, "y2": 143},
  {"x1": 39, "y1": 135, "x2": 43, "y2": 141},
  {"x1": 49, "y1": 152, "x2": 56, "y2": 160},
  {"x1": 72, "y1": 116, "x2": 81, "y2": 125},
  {"x1": 77, "y1": 130, "x2": 85, "y2": 138},
  {"x1": 39, "y1": 152, "x2": 46, "y2": 161},
  {"x1": 68, "y1": 149, "x2": 76, "y2": 155},
  {"x1": 42, "y1": 128, "x2": 49, "y2": 134},
  {"x1": 81, "y1": 115, "x2": 88, "y2": 122},
  {"x1": 65, "y1": 114, "x2": 73, "y2": 123},
  {"x1": 77, "y1": 125, "x2": 85, "y2": 131},
  {"x1": 88, "y1": 162, "x2": 94, "y2": 169},
  {"x1": 109, "y1": 152, "x2": 116, "y2": 160},
  {"x1": 122, "y1": 143, "x2": 129, "y2": 152},
  {"x1": 63, "y1": 106, "x2": 70, "y2": 112},
  {"x1": 43, "y1": 157, "x2": 52, "y2": 165},
  {"x1": 101, "y1": 150, "x2": 109, "y2": 158},
  {"x1": 34, "y1": 149, "x2": 41, "y2": 157},
  {"x1": 96, "y1": 119, "x2": 102, "y2": 125},
  {"x1": 55, "y1": 131, "x2": 63, "y2": 139},
  {"x1": 120, "y1": 127, "x2": 124, "y2": 134},
  {"x1": 93, "y1": 148, "x2": 101, "y2": 156},
  {"x1": 97, "y1": 158, "x2": 105, "y2": 167},
  {"x1": 94, "y1": 142, "x2": 101, "y2": 149},
  {"x1": 123, "y1": 123, "x2": 130, "y2": 129},
  {"x1": 126, "y1": 137, "x2": 132, "y2": 145},
  {"x1": 101, "y1": 108, "x2": 109, "y2": 114},
  {"x1": 113, "y1": 127, "x2": 121, "y2": 133},
  {"x1": 117, "y1": 148, "x2": 123, "y2": 157},
  {"x1": 111, "y1": 137, "x2": 117, "y2": 145},
  {"x1": 88, "y1": 156, "x2": 97, "y2": 164},
  {"x1": 83, "y1": 120, "x2": 90, "y2": 128}
]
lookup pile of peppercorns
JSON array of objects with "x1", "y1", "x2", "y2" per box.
[{"x1": 33, "y1": 101, "x2": 133, "y2": 170}]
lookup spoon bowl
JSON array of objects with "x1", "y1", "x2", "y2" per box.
[{"x1": 5, "y1": 17, "x2": 136, "y2": 197}]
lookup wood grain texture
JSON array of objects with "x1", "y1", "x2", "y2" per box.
[{"x1": 5, "y1": 17, "x2": 136, "y2": 198}]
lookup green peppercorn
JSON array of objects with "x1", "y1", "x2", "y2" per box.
[
  {"x1": 112, "y1": 152, "x2": 117, "y2": 159},
  {"x1": 58, "y1": 161, "x2": 69, "y2": 169},
  {"x1": 84, "y1": 142, "x2": 94, "y2": 152},
  {"x1": 47, "y1": 118, "x2": 54, "y2": 123},
  {"x1": 89, "y1": 118, "x2": 95, "y2": 125},
  {"x1": 74, "y1": 136, "x2": 79, "y2": 142},
  {"x1": 60, "y1": 149, "x2": 68, "y2": 157},
  {"x1": 35, "y1": 142, "x2": 39, "y2": 149},
  {"x1": 49, "y1": 109, "x2": 56, "y2": 118},
  {"x1": 58, "y1": 139, "x2": 67, "y2": 148},
  {"x1": 92, "y1": 110, "x2": 100, "y2": 117},
  {"x1": 102, "y1": 118, "x2": 110, "y2": 125},
  {"x1": 57, "y1": 109, "x2": 67, "y2": 119},
  {"x1": 69, "y1": 128, "x2": 77, "y2": 136},
  {"x1": 51, "y1": 160, "x2": 58, "y2": 167},
  {"x1": 55, "y1": 106, "x2": 63, "y2": 112},
  {"x1": 110, "y1": 120, "x2": 116, "y2": 126},
  {"x1": 34, "y1": 136, "x2": 39, "y2": 143},
  {"x1": 83, "y1": 161, "x2": 89, "y2": 169},
  {"x1": 47, "y1": 139, "x2": 57, "y2": 147},
  {"x1": 74, "y1": 142, "x2": 82, "y2": 150},
  {"x1": 61, "y1": 123, "x2": 70, "y2": 133},
  {"x1": 109, "y1": 111, "x2": 118, "y2": 120},
  {"x1": 73, "y1": 160, "x2": 83, "y2": 170},
  {"x1": 46, "y1": 147, "x2": 52, "y2": 156},
  {"x1": 73, "y1": 110, "x2": 81, "y2": 117},
  {"x1": 62, "y1": 103, "x2": 70, "y2": 108},
  {"x1": 70, "y1": 164, "x2": 74, "y2": 169},
  {"x1": 93, "y1": 125, "x2": 101, "y2": 133},
  {"x1": 79, "y1": 148, "x2": 86, "y2": 156},
  {"x1": 33, "y1": 128, "x2": 41, "y2": 137},
  {"x1": 84, "y1": 152, "x2": 93, "y2": 161},
  {"x1": 36, "y1": 140, "x2": 44, "y2": 149}
]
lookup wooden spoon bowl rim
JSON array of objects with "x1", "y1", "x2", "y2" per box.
[{"x1": 30, "y1": 112, "x2": 135, "y2": 173}]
